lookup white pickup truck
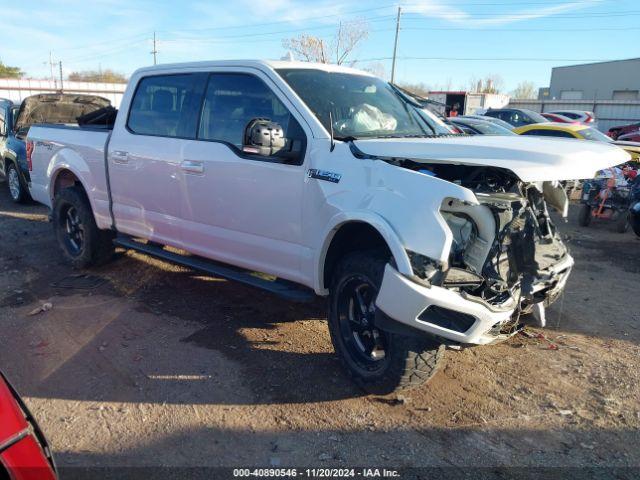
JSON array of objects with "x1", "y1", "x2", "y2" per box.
[{"x1": 27, "y1": 61, "x2": 628, "y2": 393}]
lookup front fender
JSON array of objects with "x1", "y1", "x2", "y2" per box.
[{"x1": 314, "y1": 211, "x2": 413, "y2": 294}]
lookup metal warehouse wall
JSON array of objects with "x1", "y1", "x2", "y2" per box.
[
  {"x1": 549, "y1": 59, "x2": 640, "y2": 101},
  {"x1": 0, "y1": 78, "x2": 126, "y2": 107},
  {"x1": 508, "y1": 99, "x2": 640, "y2": 132}
]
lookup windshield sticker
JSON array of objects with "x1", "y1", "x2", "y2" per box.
[{"x1": 307, "y1": 169, "x2": 342, "y2": 184}]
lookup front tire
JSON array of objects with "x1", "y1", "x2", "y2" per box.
[
  {"x1": 6, "y1": 162, "x2": 30, "y2": 203},
  {"x1": 615, "y1": 211, "x2": 630, "y2": 233},
  {"x1": 632, "y1": 208, "x2": 640, "y2": 237},
  {"x1": 328, "y1": 251, "x2": 444, "y2": 394},
  {"x1": 52, "y1": 186, "x2": 114, "y2": 268}
]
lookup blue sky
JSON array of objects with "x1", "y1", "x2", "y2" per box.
[{"x1": 1, "y1": 0, "x2": 638, "y2": 92}]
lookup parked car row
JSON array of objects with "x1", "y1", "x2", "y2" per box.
[
  {"x1": 482, "y1": 107, "x2": 598, "y2": 128},
  {"x1": 444, "y1": 110, "x2": 640, "y2": 236}
]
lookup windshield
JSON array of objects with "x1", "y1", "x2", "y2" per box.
[
  {"x1": 461, "y1": 120, "x2": 515, "y2": 136},
  {"x1": 580, "y1": 127, "x2": 612, "y2": 142},
  {"x1": 416, "y1": 108, "x2": 456, "y2": 135},
  {"x1": 522, "y1": 109, "x2": 549, "y2": 124},
  {"x1": 277, "y1": 69, "x2": 427, "y2": 139}
]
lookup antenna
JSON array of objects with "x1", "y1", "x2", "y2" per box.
[{"x1": 329, "y1": 111, "x2": 335, "y2": 152}]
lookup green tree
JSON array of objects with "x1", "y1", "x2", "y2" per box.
[
  {"x1": 68, "y1": 69, "x2": 127, "y2": 83},
  {"x1": 0, "y1": 61, "x2": 23, "y2": 78}
]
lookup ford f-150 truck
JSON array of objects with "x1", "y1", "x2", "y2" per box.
[{"x1": 26, "y1": 61, "x2": 629, "y2": 393}]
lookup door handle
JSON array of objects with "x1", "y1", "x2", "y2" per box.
[
  {"x1": 180, "y1": 160, "x2": 204, "y2": 174},
  {"x1": 111, "y1": 150, "x2": 129, "y2": 164}
]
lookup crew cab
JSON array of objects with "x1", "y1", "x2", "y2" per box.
[
  {"x1": 0, "y1": 94, "x2": 110, "y2": 203},
  {"x1": 26, "y1": 61, "x2": 629, "y2": 393}
]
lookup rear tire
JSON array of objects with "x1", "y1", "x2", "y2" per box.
[
  {"x1": 52, "y1": 186, "x2": 114, "y2": 268},
  {"x1": 578, "y1": 204, "x2": 592, "y2": 227},
  {"x1": 328, "y1": 251, "x2": 444, "y2": 394},
  {"x1": 6, "y1": 162, "x2": 30, "y2": 203}
]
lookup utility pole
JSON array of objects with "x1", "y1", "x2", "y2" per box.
[
  {"x1": 151, "y1": 31, "x2": 158, "y2": 65},
  {"x1": 48, "y1": 51, "x2": 56, "y2": 84},
  {"x1": 58, "y1": 61, "x2": 64, "y2": 92},
  {"x1": 390, "y1": 6, "x2": 402, "y2": 84}
]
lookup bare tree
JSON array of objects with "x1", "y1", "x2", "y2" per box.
[
  {"x1": 363, "y1": 61, "x2": 386, "y2": 79},
  {"x1": 398, "y1": 82, "x2": 431, "y2": 97},
  {"x1": 283, "y1": 20, "x2": 369, "y2": 65},
  {"x1": 511, "y1": 81, "x2": 537, "y2": 99},
  {"x1": 282, "y1": 35, "x2": 328, "y2": 63},
  {"x1": 468, "y1": 74, "x2": 504, "y2": 94}
]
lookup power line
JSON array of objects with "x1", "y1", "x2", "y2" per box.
[
  {"x1": 401, "y1": 0, "x2": 612, "y2": 6},
  {"x1": 357, "y1": 56, "x2": 618, "y2": 62},
  {"x1": 165, "y1": 14, "x2": 396, "y2": 42},
  {"x1": 158, "y1": 4, "x2": 398, "y2": 35},
  {"x1": 400, "y1": 9, "x2": 640, "y2": 18},
  {"x1": 403, "y1": 26, "x2": 640, "y2": 31}
]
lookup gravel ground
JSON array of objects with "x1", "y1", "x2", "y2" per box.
[{"x1": 0, "y1": 178, "x2": 639, "y2": 479}]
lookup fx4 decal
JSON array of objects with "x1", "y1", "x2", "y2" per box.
[{"x1": 307, "y1": 169, "x2": 341, "y2": 184}]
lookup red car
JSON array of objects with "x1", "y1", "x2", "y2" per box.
[
  {"x1": 0, "y1": 372, "x2": 57, "y2": 480},
  {"x1": 607, "y1": 122, "x2": 640, "y2": 141}
]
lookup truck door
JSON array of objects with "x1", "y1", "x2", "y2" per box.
[
  {"x1": 179, "y1": 70, "x2": 310, "y2": 284},
  {"x1": 107, "y1": 73, "x2": 207, "y2": 245}
]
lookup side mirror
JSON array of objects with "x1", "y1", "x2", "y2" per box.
[{"x1": 242, "y1": 118, "x2": 285, "y2": 157}]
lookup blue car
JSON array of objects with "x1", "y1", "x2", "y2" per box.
[
  {"x1": 0, "y1": 98, "x2": 29, "y2": 202},
  {"x1": 1, "y1": 94, "x2": 111, "y2": 203}
]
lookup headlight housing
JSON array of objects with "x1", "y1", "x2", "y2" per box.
[{"x1": 407, "y1": 250, "x2": 442, "y2": 283}]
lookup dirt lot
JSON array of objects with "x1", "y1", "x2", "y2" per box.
[{"x1": 1, "y1": 178, "x2": 639, "y2": 478}]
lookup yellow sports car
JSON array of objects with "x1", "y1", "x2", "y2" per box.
[{"x1": 513, "y1": 122, "x2": 640, "y2": 161}]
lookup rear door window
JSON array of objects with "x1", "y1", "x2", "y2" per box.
[{"x1": 127, "y1": 74, "x2": 207, "y2": 139}]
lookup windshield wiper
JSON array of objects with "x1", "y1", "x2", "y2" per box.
[
  {"x1": 334, "y1": 135, "x2": 359, "y2": 142},
  {"x1": 369, "y1": 133, "x2": 440, "y2": 139}
]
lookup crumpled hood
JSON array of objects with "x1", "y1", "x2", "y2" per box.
[
  {"x1": 353, "y1": 135, "x2": 630, "y2": 182},
  {"x1": 14, "y1": 94, "x2": 111, "y2": 134}
]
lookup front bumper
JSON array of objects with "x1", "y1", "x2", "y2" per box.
[{"x1": 375, "y1": 257, "x2": 573, "y2": 346}]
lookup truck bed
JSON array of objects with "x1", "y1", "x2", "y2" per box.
[{"x1": 27, "y1": 124, "x2": 113, "y2": 229}]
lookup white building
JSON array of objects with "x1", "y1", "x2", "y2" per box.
[{"x1": 0, "y1": 78, "x2": 126, "y2": 107}]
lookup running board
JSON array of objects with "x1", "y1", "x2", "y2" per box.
[{"x1": 113, "y1": 236, "x2": 315, "y2": 302}]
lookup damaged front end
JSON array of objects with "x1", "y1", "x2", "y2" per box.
[{"x1": 434, "y1": 164, "x2": 573, "y2": 338}]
